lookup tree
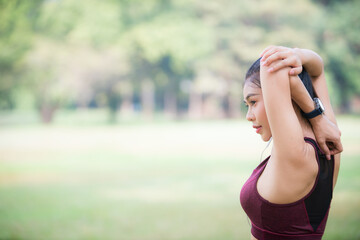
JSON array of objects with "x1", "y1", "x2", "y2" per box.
[
  {"x1": 0, "y1": 0, "x2": 43, "y2": 109},
  {"x1": 27, "y1": 0, "x2": 127, "y2": 123},
  {"x1": 120, "y1": 0, "x2": 215, "y2": 118},
  {"x1": 314, "y1": 0, "x2": 360, "y2": 112}
]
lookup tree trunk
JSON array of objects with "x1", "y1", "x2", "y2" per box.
[
  {"x1": 227, "y1": 93, "x2": 241, "y2": 118},
  {"x1": 338, "y1": 81, "x2": 351, "y2": 113},
  {"x1": 40, "y1": 104, "x2": 57, "y2": 124},
  {"x1": 225, "y1": 78, "x2": 241, "y2": 118},
  {"x1": 141, "y1": 79, "x2": 154, "y2": 119},
  {"x1": 330, "y1": 59, "x2": 351, "y2": 113},
  {"x1": 188, "y1": 82, "x2": 202, "y2": 119},
  {"x1": 120, "y1": 97, "x2": 134, "y2": 119},
  {"x1": 164, "y1": 87, "x2": 177, "y2": 119},
  {"x1": 120, "y1": 81, "x2": 134, "y2": 120},
  {"x1": 202, "y1": 94, "x2": 222, "y2": 119}
]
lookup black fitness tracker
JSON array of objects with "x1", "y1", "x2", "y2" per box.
[{"x1": 302, "y1": 98, "x2": 325, "y2": 119}]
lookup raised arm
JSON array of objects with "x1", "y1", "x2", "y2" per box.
[
  {"x1": 290, "y1": 48, "x2": 342, "y2": 186},
  {"x1": 261, "y1": 46, "x2": 343, "y2": 157},
  {"x1": 261, "y1": 47, "x2": 336, "y2": 123},
  {"x1": 289, "y1": 75, "x2": 342, "y2": 159},
  {"x1": 259, "y1": 64, "x2": 307, "y2": 165},
  {"x1": 294, "y1": 48, "x2": 338, "y2": 125}
]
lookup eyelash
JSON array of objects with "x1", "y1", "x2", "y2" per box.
[{"x1": 245, "y1": 101, "x2": 256, "y2": 108}]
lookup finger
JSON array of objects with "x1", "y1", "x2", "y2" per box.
[
  {"x1": 267, "y1": 58, "x2": 294, "y2": 73},
  {"x1": 262, "y1": 47, "x2": 291, "y2": 64},
  {"x1": 330, "y1": 149, "x2": 341, "y2": 155},
  {"x1": 330, "y1": 141, "x2": 343, "y2": 155},
  {"x1": 261, "y1": 48, "x2": 281, "y2": 62},
  {"x1": 319, "y1": 142, "x2": 331, "y2": 160},
  {"x1": 326, "y1": 141, "x2": 343, "y2": 158},
  {"x1": 260, "y1": 46, "x2": 276, "y2": 57},
  {"x1": 289, "y1": 66, "x2": 302, "y2": 75},
  {"x1": 261, "y1": 47, "x2": 283, "y2": 62},
  {"x1": 337, "y1": 141, "x2": 343, "y2": 152},
  {"x1": 262, "y1": 51, "x2": 289, "y2": 66}
]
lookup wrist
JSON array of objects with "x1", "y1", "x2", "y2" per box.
[
  {"x1": 309, "y1": 113, "x2": 324, "y2": 125},
  {"x1": 293, "y1": 48, "x2": 304, "y2": 63},
  {"x1": 297, "y1": 48, "x2": 324, "y2": 77},
  {"x1": 302, "y1": 98, "x2": 325, "y2": 119}
]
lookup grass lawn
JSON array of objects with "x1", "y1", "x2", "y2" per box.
[{"x1": 0, "y1": 116, "x2": 359, "y2": 240}]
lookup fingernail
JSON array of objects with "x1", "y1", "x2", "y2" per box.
[{"x1": 267, "y1": 67, "x2": 273, "y2": 72}]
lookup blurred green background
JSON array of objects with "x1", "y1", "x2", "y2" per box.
[{"x1": 0, "y1": 0, "x2": 360, "y2": 239}]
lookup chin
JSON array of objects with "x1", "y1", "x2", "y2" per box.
[{"x1": 261, "y1": 133, "x2": 272, "y2": 142}]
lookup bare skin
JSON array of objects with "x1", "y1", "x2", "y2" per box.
[
  {"x1": 261, "y1": 46, "x2": 341, "y2": 187},
  {"x1": 244, "y1": 46, "x2": 342, "y2": 240},
  {"x1": 244, "y1": 82, "x2": 319, "y2": 205},
  {"x1": 260, "y1": 46, "x2": 343, "y2": 157}
]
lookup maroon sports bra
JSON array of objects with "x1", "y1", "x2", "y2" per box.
[{"x1": 240, "y1": 137, "x2": 334, "y2": 240}]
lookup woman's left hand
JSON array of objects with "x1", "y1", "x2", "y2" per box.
[
  {"x1": 260, "y1": 46, "x2": 303, "y2": 76},
  {"x1": 310, "y1": 114, "x2": 343, "y2": 160}
]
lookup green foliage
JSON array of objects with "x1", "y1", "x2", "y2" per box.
[
  {"x1": 37, "y1": 0, "x2": 123, "y2": 47},
  {"x1": 0, "y1": 0, "x2": 42, "y2": 109},
  {"x1": 1, "y1": 0, "x2": 360, "y2": 117},
  {"x1": 313, "y1": 0, "x2": 360, "y2": 111},
  {"x1": 123, "y1": 12, "x2": 215, "y2": 66}
]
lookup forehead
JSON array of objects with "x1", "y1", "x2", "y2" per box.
[{"x1": 243, "y1": 82, "x2": 262, "y2": 98}]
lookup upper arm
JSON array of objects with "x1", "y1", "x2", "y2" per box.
[
  {"x1": 298, "y1": 49, "x2": 337, "y2": 124},
  {"x1": 260, "y1": 65, "x2": 306, "y2": 163}
]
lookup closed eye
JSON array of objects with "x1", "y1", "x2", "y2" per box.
[
  {"x1": 244, "y1": 100, "x2": 256, "y2": 108},
  {"x1": 243, "y1": 101, "x2": 249, "y2": 108}
]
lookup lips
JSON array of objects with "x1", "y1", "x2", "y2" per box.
[{"x1": 253, "y1": 125, "x2": 262, "y2": 134}]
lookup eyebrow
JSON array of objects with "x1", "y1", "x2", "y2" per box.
[{"x1": 243, "y1": 93, "x2": 259, "y2": 102}]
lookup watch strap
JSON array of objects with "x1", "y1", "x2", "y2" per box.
[{"x1": 302, "y1": 108, "x2": 323, "y2": 119}]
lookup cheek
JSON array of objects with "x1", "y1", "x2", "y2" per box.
[
  {"x1": 257, "y1": 103, "x2": 267, "y2": 121},
  {"x1": 258, "y1": 104, "x2": 270, "y2": 131}
]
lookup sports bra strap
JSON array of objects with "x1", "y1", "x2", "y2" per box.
[{"x1": 304, "y1": 137, "x2": 325, "y2": 156}]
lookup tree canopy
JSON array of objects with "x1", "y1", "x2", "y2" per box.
[{"x1": 1, "y1": 0, "x2": 359, "y2": 122}]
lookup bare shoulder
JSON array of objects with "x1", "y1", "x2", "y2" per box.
[
  {"x1": 271, "y1": 137, "x2": 318, "y2": 172},
  {"x1": 257, "y1": 141, "x2": 318, "y2": 204},
  {"x1": 276, "y1": 141, "x2": 318, "y2": 186}
]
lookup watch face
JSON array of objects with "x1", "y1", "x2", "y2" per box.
[{"x1": 315, "y1": 98, "x2": 325, "y2": 111}]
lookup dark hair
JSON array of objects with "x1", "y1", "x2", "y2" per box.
[{"x1": 245, "y1": 57, "x2": 315, "y2": 98}]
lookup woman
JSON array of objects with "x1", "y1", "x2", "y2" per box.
[{"x1": 240, "y1": 46, "x2": 342, "y2": 240}]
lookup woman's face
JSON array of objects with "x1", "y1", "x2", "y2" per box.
[{"x1": 243, "y1": 82, "x2": 272, "y2": 142}]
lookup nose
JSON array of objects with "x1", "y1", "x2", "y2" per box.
[{"x1": 246, "y1": 108, "x2": 254, "y2": 122}]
